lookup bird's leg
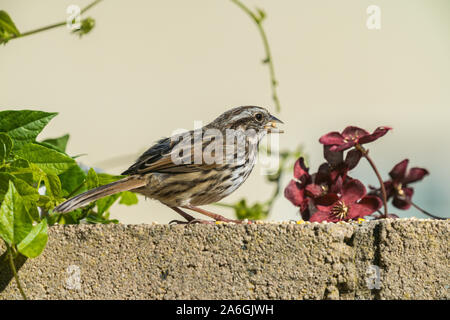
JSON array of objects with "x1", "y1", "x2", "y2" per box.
[
  {"x1": 168, "y1": 206, "x2": 214, "y2": 225},
  {"x1": 168, "y1": 207, "x2": 196, "y2": 224},
  {"x1": 182, "y1": 205, "x2": 246, "y2": 224}
]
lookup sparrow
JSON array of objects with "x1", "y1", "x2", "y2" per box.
[{"x1": 54, "y1": 106, "x2": 283, "y2": 223}]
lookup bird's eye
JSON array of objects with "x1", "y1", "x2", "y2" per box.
[{"x1": 255, "y1": 113, "x2": 263, "y2": 122}]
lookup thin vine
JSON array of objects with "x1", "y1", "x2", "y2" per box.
[
  {"x1": 230, "y1": 0, "x2": 281, "y2": 112},
  {"x1": 5, "y1": 0, "x2": 102, "y2": 41},
  {"x1": 6, "y1": 244, "x2": 28, "y2": 300}
]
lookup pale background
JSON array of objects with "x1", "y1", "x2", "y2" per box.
[{"x1": 1, "y1": 0, "x2": 449, "y2": 223}]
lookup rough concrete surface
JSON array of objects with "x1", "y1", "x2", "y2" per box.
[{"x1": 0, "y1": 219, "x2": 448, "y2": 300}]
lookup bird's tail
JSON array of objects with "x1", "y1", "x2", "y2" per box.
[{"x1": 54, "y1": 176, "x2": 147, "y2": 213}]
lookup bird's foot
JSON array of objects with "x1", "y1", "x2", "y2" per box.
[
  {"x1": 168, "y1": 219, "x2": 189, "y2": 225},
  {"x1": 169, "y1": 218, "x2": 254, "y2": 225},
  {"x1": 169, "y1": 219, "x2": 215, "y2": 225},
  {"x1": 182, "y1": 205, "x2": 254, "y2": 224},
  {"x1": 168, "y1": 205, "x2": 254, "y2": 225}
]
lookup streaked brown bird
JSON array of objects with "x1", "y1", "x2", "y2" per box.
[{"x1": 54, "y1": 106, "x2": 283, "y2": 223}]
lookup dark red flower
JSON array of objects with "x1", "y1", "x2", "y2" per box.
[
  {"x1": 285, "y1": 158, "x2": 312, "y2": 220},
  {"x1": 319, "y1": 126, "x2": 392, "y2": 152},
  {"x1": 284, "y1": 158, "x2": 330, "y2": 220},
  {"x1": 372, "y1": 159, "x2": 429, "y2": 210},
  {"x1": 284, "y1": 179, "x2": 309, "y2": 211},
  {"x1": 309, "y1": 179, "x2": 382, "y2": 222},
  {"x1": 323, "y1": 146, "x2": 362, "y2": 182}
]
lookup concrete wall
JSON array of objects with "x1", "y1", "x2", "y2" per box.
[{"x1": 0, "y1": 219, "x2": 448, "y2": 300}]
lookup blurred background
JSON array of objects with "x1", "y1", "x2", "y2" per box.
[{"x1": 1, "y1": 0, "x2": 449, "y2": 223}]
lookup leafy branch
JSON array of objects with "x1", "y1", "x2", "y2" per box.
[
  {"x1": 0, "y1": 0, "x2": 102, "y2": 44},
  {"x1": 230, "y1": 0, "x2": 281, "y2": 112},
  {"x1": 0, "y1": 110, "x2": 139, "y2": 299}
]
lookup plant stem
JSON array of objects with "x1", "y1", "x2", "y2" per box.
[
  {"x1": 9, "y1": 0, "x2": 102, "y2": 41},
  {"x1": 80, "y1": 0, "x2": 103, "y2": 14},
  {"x1": 230, "y1": 0, "x2": 281, "y2": 112},
  {"x1": 6, "y1": 244, "x2": 28, "y2": 300},
  {"x1": 17, "y1": 21, "x2": 67, "y2": 38},
  {"x1": 409, "y1": 201, "x2": 446, "y2": 220},
  {"x1": 356, "y1": 144, "x2": 388, "y2": 218}
]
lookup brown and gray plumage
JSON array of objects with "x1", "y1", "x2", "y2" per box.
[{"x1": 54, "y1": 106, "x2": 283, "y2": 223}]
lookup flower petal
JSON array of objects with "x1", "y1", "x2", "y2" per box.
[
  {"x1": 315, "y1": 163, "x2": 331, "y2": 185},
  {"x1": 341, "y1": 179, "x2": 366, "y2": 204},
  {"x1": 299, "y1": 198, "x2": 310, "y2": 213},
  {"x1": 293, "y1": 157, "x2": 310, "y2": 181},
  {"x1": 341, "y1": 126, "x2": 369, "y2": 141},
  {"x1": 314, "y1": 193, "x2": 339, "y2": 211},
  {"x1": 284, "y1": 180, "x2": 305, "y2": 207},
  {"x1": 323, "y1": 145, "x2": 343, "y2": 165},
  {"x1": 305, "y1": 183, "x2": 324, "y2": 197},
  {"x1": 392, "y1": 187, "x2": 414, "y2": 210},
  {"x1": 389, "y1": 159, "x2": 409, "y2": 181},
  {"x1": 384, "y1": 181, "x2": 395, "y2": 199},
  {"x1": 330, "y1": 141, "x2": 356, "y2": 152},
  {"x1": 347, "y1": 196, "x2": 382, "y2": 219},
  {"x1": 330, "y1": 176, "x2": 344, "y2": 194},
  {"x1": 319, "y1": 132, "x2": 345, "y2": 146},
  {"x1": 345, "y1": 149, "x2": 362, "y2": 170},
  {"x1": 358, "y1": 126, "x2": 392, "y2": 144},
  {"x1": 300, "y1": 205, "x2": 311, "y2": 221},
  {"x1": 404, "y1": 167, "x2": 429, "y2": 184},
  {"x1": 309, "y1": 210, "x2": 339, "y2": 223}
]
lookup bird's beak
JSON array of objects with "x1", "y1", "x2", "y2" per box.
[{"x1": 264, "y1": 115, "x2": 284, "y2": 134}]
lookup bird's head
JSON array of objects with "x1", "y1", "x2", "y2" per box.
[{"x1": 208, "y1": 106, "x2": 284, "y2": 135}]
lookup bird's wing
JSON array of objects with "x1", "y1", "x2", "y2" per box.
[{"x1": 121, "y1": 131, "x2": 222, "y2": 175}]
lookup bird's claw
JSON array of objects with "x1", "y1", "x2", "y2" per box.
[
  {"x1": 168, "y1": 219, "x2": 215, "y2": 225},
  {"x1": 168, "y1": 219, "x2": 189, "y2": 225}
]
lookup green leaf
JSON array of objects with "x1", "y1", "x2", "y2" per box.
[
  {"x1": 59, "y1": 164, "x2": 86, "y2": 196},
  {"x1": 0, "y1": 133, "x2": 12, "y2": 164},
  {"x1": 96, "y1": 194, "x2": 120, "y2": 215},
  {"x1": 0, "y1": 182, "x2": 15, "y2": 245},
  {"x1": 0, "y1": 173, "x2": 16, "y2": 201},
  {"x1": 17, "y1": 219, "x2": 48, "y2": 258},
  {"x1": 232, "y1": 199, "x2": 269, "y2": 220},
  {"x1": 27, "y1": 205, "x2": 40, "y2": 222},
  {"x1": 16, "y1": 143, "x2": 76, "y2": 175},
  {"x1": 40, "y1": 134, "x2": 70, "y2": 153},
  {"x1": 40, "y1": 173, "x2": 65, "y2": 211},
  {"x1": 48, "y1": 209, "x2": 83, "y2": 225},
  {"x1": 72, "y1": 17, "x2": 95, "y2": 37},
  {"x1": 256, "y1": 8, "x2": 266, "y2": 22},
  {"x1": 86, "y1": 168, "x2": 99, "y2": 190},
  {"x1": 0, "y1": 181, "x2": 32, "y2": 246},
  {"x1": 43, "y1": 173, "x2": 62, "y2": 199},
  {"x1": 0, "y1": 110, "x2": 57, "y2": 151},
  {"x1": 0, "y1": 173, "x2": 40, "y2": 207},
  {"x1": 119, "y1": 191, "x2": 138, "y2": 206},
  {"x1": 4, "y1": 158, "x2": 34, "y2": 184},
  {"x1": 0, "y1": 11, "x2": 20, "y2": 34},
  {"x1": 37, "y1": 195, "x2": 51, "y2": 207},
  {"x1": 7, "y1": 158, "x2": 29, "y2": 169},
  {"x1": 0, "y1": 10, "x2": 20, "y2": 44},
  {"x1": 12, "y1": 178, "x2": 40, "y2": 218},
  {"x1": 63, "y1": 209, "x2": 84, "y2": 224},
  {"x1": 85, "y1": 214, "x2": 118, "y2": 224},
  {"x1": 97, "y1": 173, "x2": 123, "y2": 186}
]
